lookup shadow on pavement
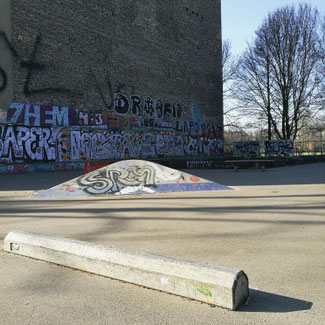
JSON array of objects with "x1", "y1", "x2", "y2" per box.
[
  {"x1": 0, "y1": 170, "x2": 82, "y2": 191},
  {"x1": 0, "y1": 162, "x2": 324, "y2": 191},
  {"x1": 187, "y1": 162, "x2": 325, "y2": 186},
  {"x1": 238, "y1": 289, "x2": 312, "y2": 313},
  {"x1": 0, "y1": 204, "x2": 324, "y2": 219}
]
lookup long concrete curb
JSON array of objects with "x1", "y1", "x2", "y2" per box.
[{"x1": 4, "y1": 230, "x2": 249, "y2": 310}]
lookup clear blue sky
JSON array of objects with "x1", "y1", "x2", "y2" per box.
[{"x1": 222, "y1": 0, "x2": 325, "y2": 56}]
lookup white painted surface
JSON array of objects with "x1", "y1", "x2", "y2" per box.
[{"x1": 118, "y1": 186, "x2": 156, "y2": 195}]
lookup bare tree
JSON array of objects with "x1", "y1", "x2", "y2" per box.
[
  {"x1": 222, "y1": 39, "x2": 238, "y2": 96},
  {"x1": 234, "y1": 3, "x2": 322, "y2": 140},
  {"x1": 321, "y1": 16, "x2": 325, "y2": 70},
  {"x1": 222, "y1": 39, "x2": 242, "y2": 131},
  {"x1": 318, "y1": 15, "x2": 325, "y2": 109}
]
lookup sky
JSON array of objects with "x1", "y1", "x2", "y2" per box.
[{"x1": 222, "y1": 0, "x2": 325, "y2": 56}]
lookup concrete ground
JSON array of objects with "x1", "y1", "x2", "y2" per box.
[{"x1": 0, "y1": 163, "x2": 324, "y2": 325}]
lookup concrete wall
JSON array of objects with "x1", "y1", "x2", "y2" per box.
[
  {"x1": 0, "y1": 0, "x2": 13, "y2": 116},
  {"x1": 0, "y1": 0, "x2": 223, "y2": 165}
]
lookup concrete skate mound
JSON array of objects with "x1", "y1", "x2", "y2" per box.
[{"x1": 34, "y1": 160, "x2": 232, "y2": 198}]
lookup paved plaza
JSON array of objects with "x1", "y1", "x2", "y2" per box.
[{"x1": 0, "y1": 163, "x2": 324, "y2": 324}]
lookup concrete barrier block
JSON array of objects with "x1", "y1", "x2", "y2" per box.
[{"x1": 4, "y1": 230, "x2": 249, "y2": 310}]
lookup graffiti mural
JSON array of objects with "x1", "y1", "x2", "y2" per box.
[
  {"x1": 113, "y1": 93, "x2": 183, "y2": 119},
  {"x1": 0, "y1": 161, "x2": 84, "y2": 175},
  {"x1": 55, "y1": 128, "x2": 222, "y2": 161},
  {"x1": 0, "y1": 124, "x2": 56, "y2": 163},
  {"x1": 77, "y1": 164, "x2": 156, "y2": 194},
  {"x1": 233, "y1": 141, "x2": 260, "y2": 158},
  {"x1": 7, "y1": 93, "x2": 187, "y2": 128},
  {"x1": 6, "y1": 103, "x2": 77, "y2": 127},
  {"x1": 1, "y1": 95, "x2": 224, "y2": 164},
  {"x1": 186, "y1": 160, "x2": 215, "y2": 169},
  {"x1": 1, "y1": 28, "x2": 223, "y2": 166},
  {"x1": 264, "y1": 140, "x2": 295, "y2": 156}
]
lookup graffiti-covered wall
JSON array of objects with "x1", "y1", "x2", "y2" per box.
[
  {"x1": 0, "y1": 98, "x2": 223, "y2": 164},
  {"x1": 0, "y1": 1, "x2": 223, "y2": 164},
  {"x1": 265, "y1": 140, "x2": 295, "y2": 156},
  {"x1": 233, "y1": 141, "x2": 260, "y2": 158}
]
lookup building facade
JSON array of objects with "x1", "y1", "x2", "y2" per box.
[{"x1": 0, "y1": 0, "x2": 223, "y2": 169}]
